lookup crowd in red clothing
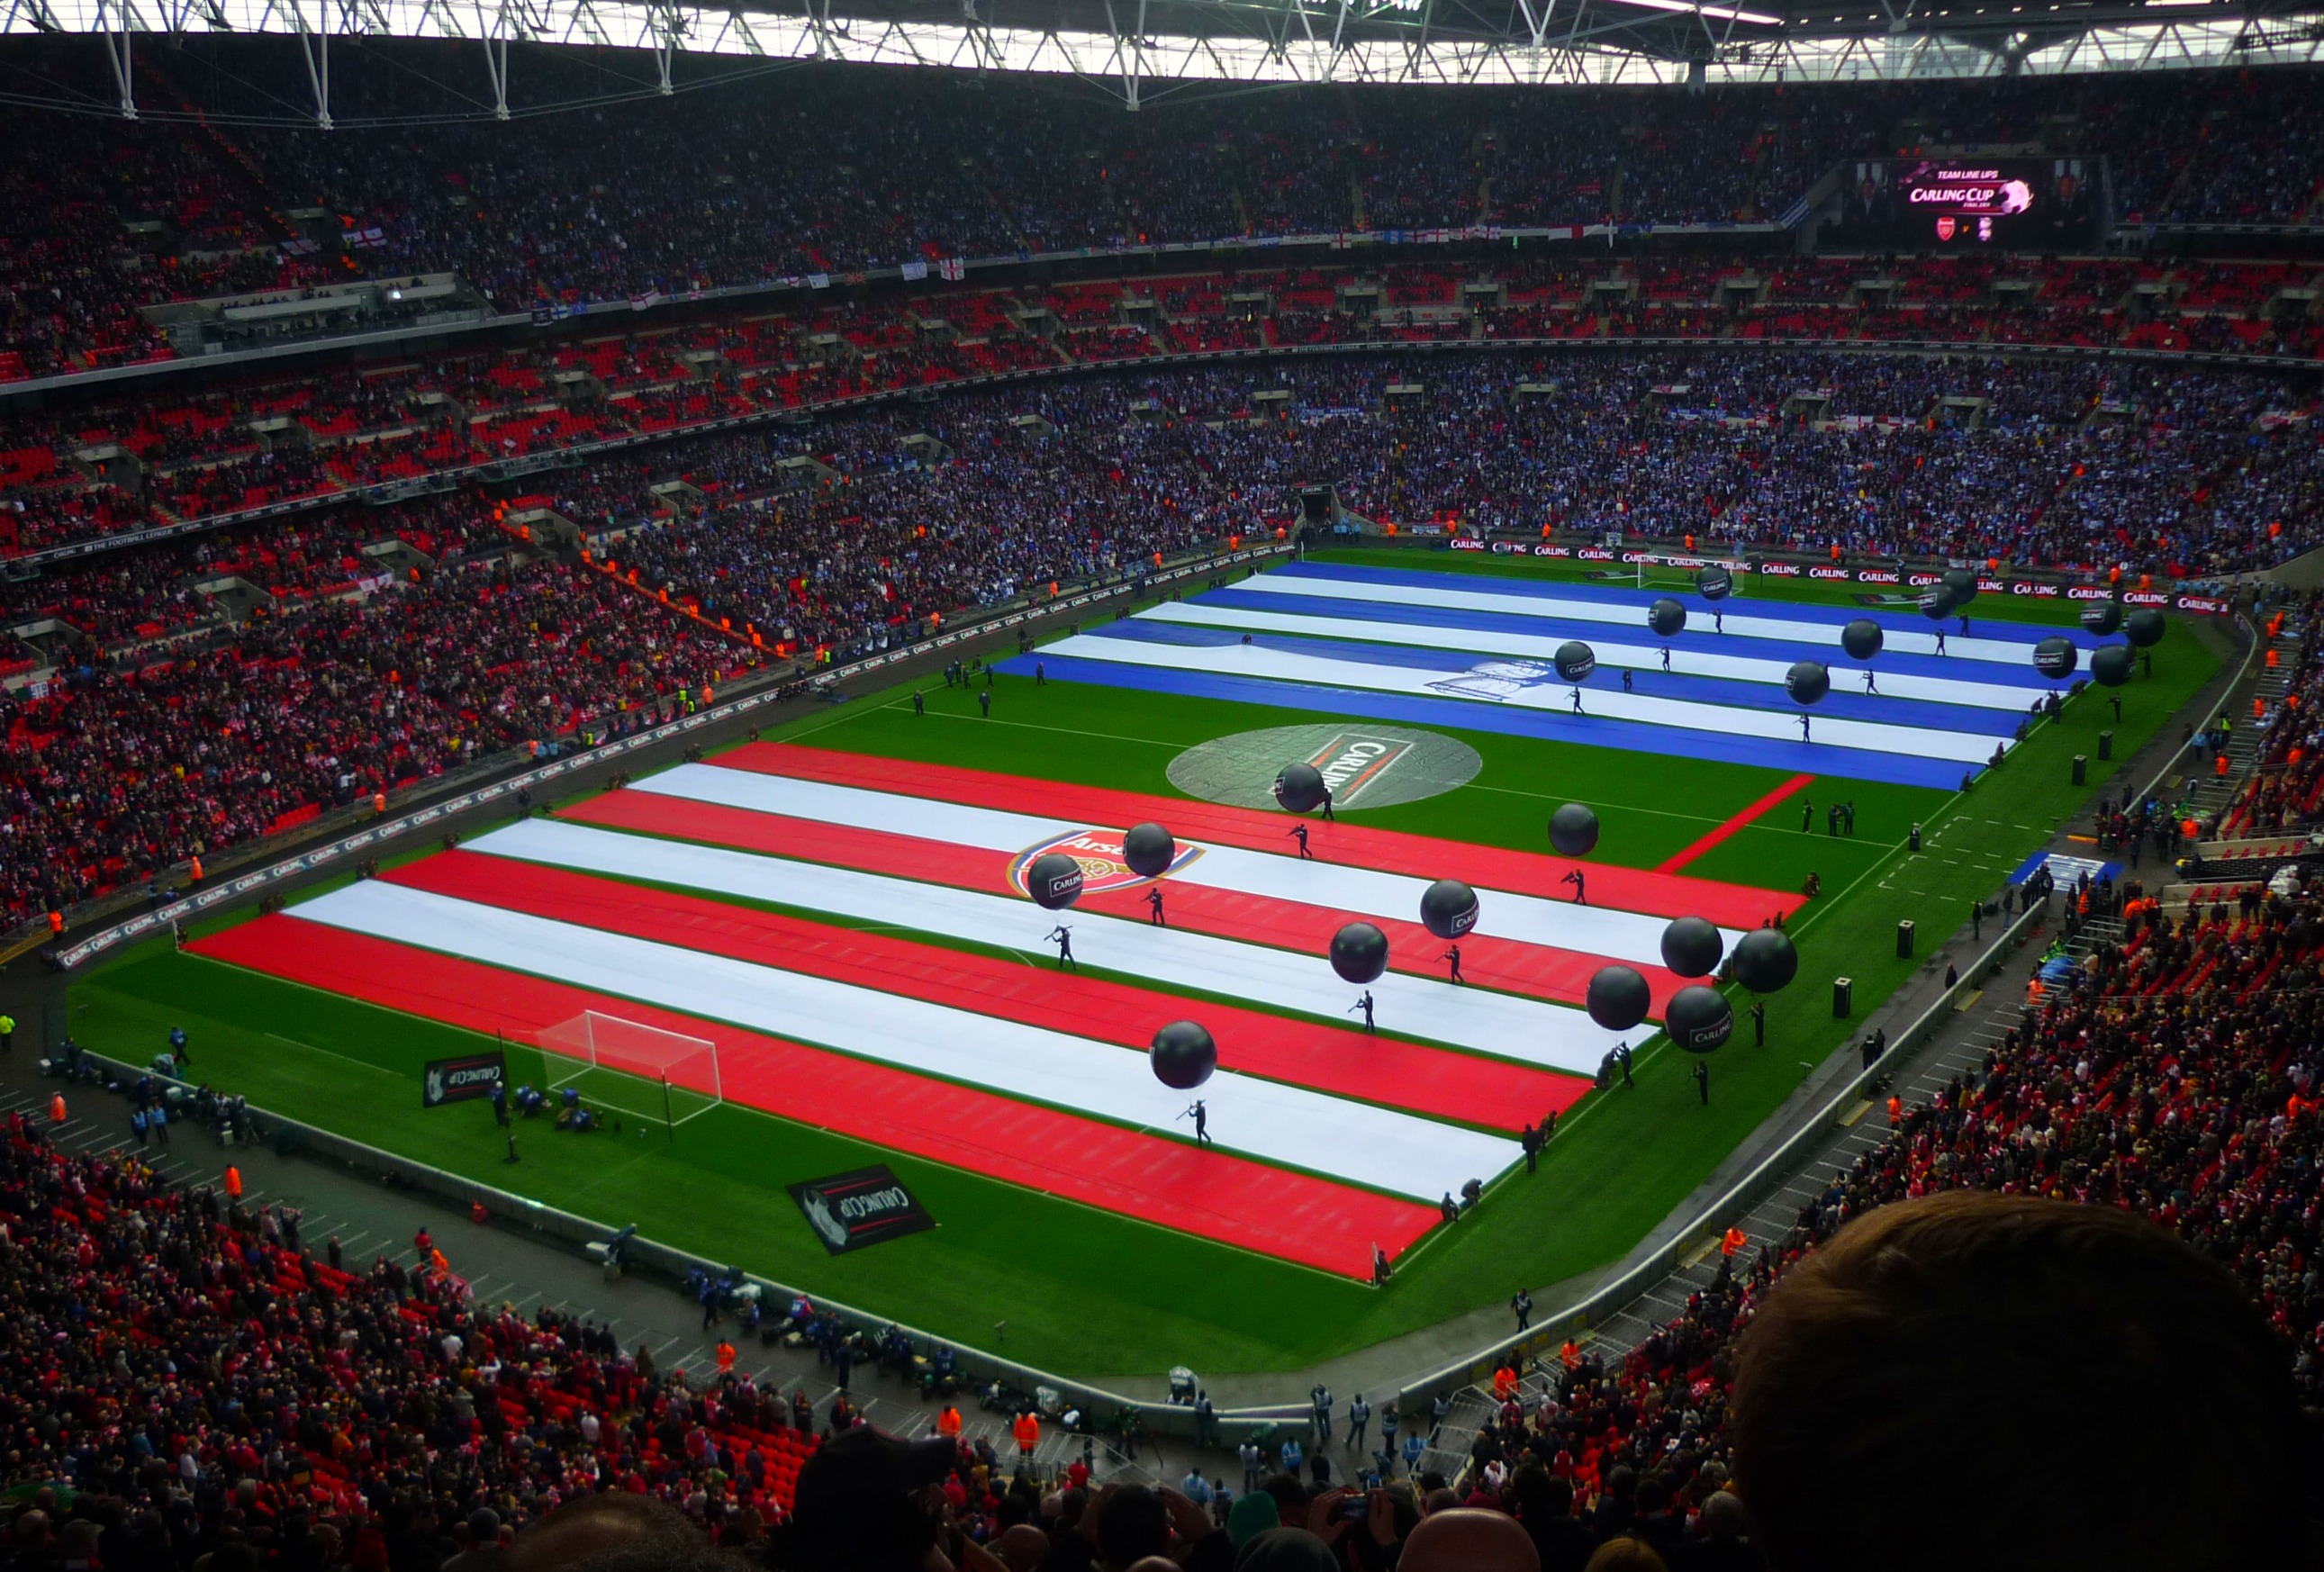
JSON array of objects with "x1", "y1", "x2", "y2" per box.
[
  {"x1": 0, "y1": 502, "x2": 755, "y2": 926},
  {"x1": 1446, "y1": 882, "x2": 2324, "y2": 1568}
]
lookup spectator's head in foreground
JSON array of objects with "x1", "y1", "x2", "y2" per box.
[
  {"x1": 1401, "y1": 1508, "x2": 1541, "y2": 1572},
  {"x1": 1732, "y1": 1191, "x2": 2309, "y2": 1572},
  {"x1": 776, "y1": 1425, "x2": 956, "y2": 1572},
  {"x1": 507, "y1": 1497, "x2": 727, "y2": 1572}
]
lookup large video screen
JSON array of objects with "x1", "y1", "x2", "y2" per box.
[{"x1": 1838, "y1": 157, "x2": 2102, "y2": 250}]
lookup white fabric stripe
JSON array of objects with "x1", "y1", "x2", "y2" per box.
[
  {"x1": 295, "y1": 880, "x2": 1520, "y2": 1198},
  {"x1": 1042, "y1": 633, "x2": 2003, "y2": 764},
  {"x1": 1140, "y1": 601, "x2": 2039, "y2": 711},
  {"x1": 1246, "y1": 571, "x2": 2051, "y2": 666},
  {"x1": 466, "y1": 818, "x2": 1632, "y2": 1071},
  {"x1": 638, "y1": 764, "x2": 1722, "y2": 968}
]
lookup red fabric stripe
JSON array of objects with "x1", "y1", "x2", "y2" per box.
[
  {"x1": 390, "y1": 851, "x2": 1590, "y2": 1126},
  {"x1": 192, "y1": 917, "x2": 1437, "y2": 1277},
  {"x1": 1652, "y1": 772, "x2": 1817, "y2": 875},
  {"x1": 562, "y1": 789, "x2": 1687, "y2": 1014},
  {"x1": 719, "y1": 743, "x2": 1802, "y2": 928}
]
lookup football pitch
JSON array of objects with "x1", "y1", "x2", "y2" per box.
[{"x1": 68, "y1": 548, "x2": 2220, "y2": 1379}]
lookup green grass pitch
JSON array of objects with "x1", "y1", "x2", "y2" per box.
[{"x1": 69, "y1": 550, "x2": 2221, "y2": 1380}]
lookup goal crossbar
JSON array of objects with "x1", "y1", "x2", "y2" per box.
[{"x1": 536, "y1": 1010, "x2": 721, "y2": 1127}]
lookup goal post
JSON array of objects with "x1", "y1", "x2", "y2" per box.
[
  {"x1": 1635, "y1": 557, "x2": 1713, "y2": 594},
  {"x1": 535, "y1": 1011, "x2": 721, "y2": 1132}
]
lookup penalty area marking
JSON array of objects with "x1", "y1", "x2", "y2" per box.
[
  {"x1": 917, "y1": 709, "x2": 1201, "y2": 753},
  {"x1": 265, "y1": 1031, "x2": 402, "y2": 1078}
]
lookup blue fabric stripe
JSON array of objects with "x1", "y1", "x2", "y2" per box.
[
  {"x1": 1275, "y1": 562, "x2": 2110, "y2": 649},
  {"x1": 1196, "y1": 585, "x2": 2066, "y2": 690},
  {"x1": 1083, "y1": 620, "x2": 2027, "y2": 736},
  {"x1": 1004, "y1": 651, "x2": 1983, "y2": 791}
]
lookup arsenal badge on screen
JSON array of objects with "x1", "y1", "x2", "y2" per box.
[{"x1": 789, "y1": 1166, "x2": 938, "y2": 1255}]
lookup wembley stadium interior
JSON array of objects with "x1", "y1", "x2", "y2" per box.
[{"x1": 3, "y1": 0, "x2": 2324, "y2": 1567}]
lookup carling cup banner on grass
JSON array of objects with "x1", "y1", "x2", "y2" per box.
[
  {"x1": 421, "y1": 1051, "x2": 507, "y2": 1108},
  {"x1": 789, "y1": 1165, "x2": 936, "y2": 1255}
]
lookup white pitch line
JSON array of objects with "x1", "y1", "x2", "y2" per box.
[{"x1": 266, "y1": 1032, "x2": 402, "y2": 1078}]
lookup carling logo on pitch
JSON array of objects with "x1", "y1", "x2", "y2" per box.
[
  {"x1": 1008, "y1": 829, "x2": 1202, "y2": 896},
  {"x1": 789, "y1": 1165, "x2": 936, "y2": 1255}
]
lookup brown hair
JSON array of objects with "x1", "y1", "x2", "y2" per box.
[{"x1": 1731, "y1": 1191, "x2": 2305, "y2": 1572}]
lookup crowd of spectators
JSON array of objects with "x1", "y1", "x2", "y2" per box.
[
  {"x1": 0, "y1": 334, "x2": 2314, "y2": 924},
  {"x1": 4, "y1": 34, "x2": 2323, "y2": 379},
  {"x1": 0, "y1": 497, "x2": 755, "y2": 925},
  {"x1": 6, "y1": 251, "x2": 2321, "y2": 558},
  {"x1": 0, "y1": 90, "x2": 336, "y2": 382},
  {"x1": 0, "y1": 340, "x2": 2312, "y2": 920},
  {"x1": 1429, "y1": 865, "x2": 2324, "y2": 1569},
  {"x1": 0, "y1": 1118, "x2": 874, "y2": 1545},
  {"x1": 1, "y1": 852, "x2": 2316, "y2": 1571}
]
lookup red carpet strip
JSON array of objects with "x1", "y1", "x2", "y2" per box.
[
  {"x1": 559, "y1": 789, "x2": 1690, "y2": 1014},
  {"x1": 193, "y1": 916, "x2": 1439, "y2": 1277},
  {"x1": 720, "y1": 743, "x2": 1804, "y2": 928},
  {"x1": 1652, "y1": 772, "x2": 1818, "y2": 875},
  {"x1": 388, "y1": 852, "x2": 1592, "y2": 1125}
]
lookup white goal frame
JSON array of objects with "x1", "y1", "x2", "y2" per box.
[{"x1": 536, "y1": 1011, "x2": 722, "y2": 1131}]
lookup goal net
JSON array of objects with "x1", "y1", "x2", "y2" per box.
[
  {"x1": 536, "y1": 1011, "x2": 721, "y2": 1130},
  {"x1": 1635, "y1": 559, "x2": 1711, "y2": 594}
]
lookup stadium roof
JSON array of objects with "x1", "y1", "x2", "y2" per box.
[{"x1": 6, "y1": 0, "x2": 2323, "y2": 107}]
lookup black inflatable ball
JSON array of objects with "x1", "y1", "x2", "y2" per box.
[
  {"x1": 2079, "y1": 600, "x2": 2124, "y2": 636},
  {"x1": 1420, "y1": 879, "x2": 1480, "y2": 941},
  {"x1": 1274, "y1": 760, "x2": 1327, "y2": 813},
  {"x1": 1943, "y1": 566, "x2": 1979, "y2": 605},
  {"x1": 1647, "y1": 598, "x2": 1687, "y2": 638},
  {"x1": 1660, "y1": 915, "x2": 1725, "y2": 979},
  {"x1": 2090, "y1": 643, "x2": 2136, "y2": 688},
  {"x1": 1026, "y1": 851, "x2": 1084, "y2": 911},
  {"x1": 2032, "y1": 636, "x2": 2079, "y2": 681},
  {"x1": 1550, "y1": 802, "x2": 1601, "y2": 858},
  {"x1": 1732, "y1": 927, "x2": 1799, "y2": 994},
  {"x1": 1150, "y1": 1020, "x2": 1218, "y2": 1090},
  {"x1": 2126, "y1": 608, "x2": 2167, "y2": 648},
  {"x1": 1553, "y1": 640, "x2": 1596, "y2": 682},
  {"x1": 1665, "y1": 985, "x2": 1735, "y2": 1053},
  {"x1": 1122, "y1": 822, "x2": 1177, "y2": 880},
  {"x1": 1697, "y1": 566, "x2": 1733, "y2": 602},
  {"x1": 1784, "y1": 660, "x2": 1831, "y2": 707},
  {"x1": 1840, "y1": 619, "x2": 1885, "y2": 662},
  {"x1": 1329, "y1": 921, "x2": 1389, "y2": 986},
  {"x1": 1919, "y1": 583, "x2": 1958, "y2": 620},
  {"x1": 1586, "y1": 964, "x2": 1652, "y2": 1033}
]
